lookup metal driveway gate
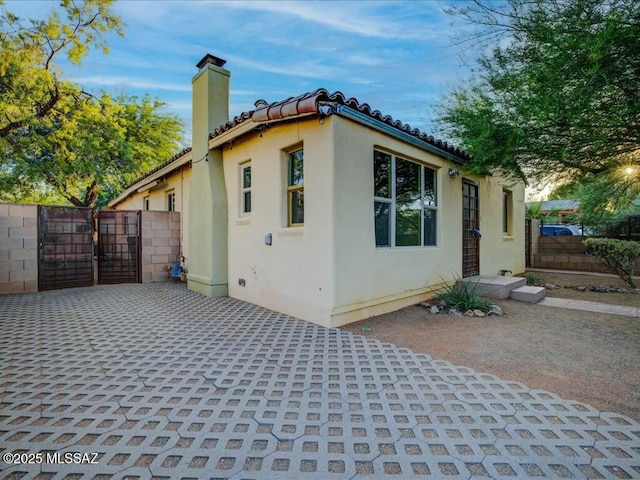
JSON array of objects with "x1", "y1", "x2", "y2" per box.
[
  {"x1": 97, "y1": 210, "x2": 141, "y2": 284},
  {"x1": 38, "y1": 205, "x2": 94, "y2": 291}
]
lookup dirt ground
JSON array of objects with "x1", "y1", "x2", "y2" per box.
[{"x1": 341, "y1": 271, "x2": 640, "y2": 422}]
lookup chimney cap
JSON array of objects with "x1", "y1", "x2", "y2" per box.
[{"x1": 196, "y1": 53, "x2": 227, "y2": 69}]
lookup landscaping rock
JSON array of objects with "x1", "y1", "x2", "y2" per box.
[
  {"x1": 463, "y1": 310, "x2": 475, "y2": 317},
  {"x1": 488, "y1": 305, "x2": 504, "y2": 316},
  {"x1": 473, "y1": 309, "x2": 485, "y2": 317},
  {"x1": 420, "y1": 302, "x2": 431, "y2": 309},
  {"x1": 430, "y1": 305, "x2": 440, "y2": 315},
  {"x1": 544, "y1": 284, "x2": 559, "y2": 290},
  {"x1": 448, "y1": 308, "x2": 462, "y2": 316}
]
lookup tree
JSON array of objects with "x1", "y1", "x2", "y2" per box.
[
  {"x1": 1, "y1": 93, "x2": 183, "y2": 208},
  {"x1": 437, "y1": 0, "x2": 640, "y2": 214},
  {"x1": 0, "y1": 0, "x2": 185, "y2": 208},
  {"x1": 0, "y1": 0, "x2": 123, "y2": 138}
]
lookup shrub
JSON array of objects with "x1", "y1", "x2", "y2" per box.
[
  {"x1": 437, "y1": 278, "x2": 495, "y2": 312},
  {"x1": 583, "y1": 238, "x2": 640, "y2": 288},
  {"x1": 524, "y1": 271, "x2": 545, "y2": 286}
]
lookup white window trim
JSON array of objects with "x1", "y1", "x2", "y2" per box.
[
  {"x1": 374, "y1": 150, "x2": 438, "y2": 248},
  {"x1": 167, "y1": 190, "x2": 176, "y2": 212},
  {"x1": 240, "y1": 162, "x2": 251, "y2": 217},
  {"x1": 287, "y1": 148, "x2": 304, "y2": 227}
]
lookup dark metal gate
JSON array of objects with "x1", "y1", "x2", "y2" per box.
[
  {"x1": 462, "y1": 180, "x2": 480, "y2": 277},
  {"x1": 97, "y1": 210, "x2": 141, "y2": 284},
  {"x1": 38, "y1": 205, "x2": 94, "y2": 291}
]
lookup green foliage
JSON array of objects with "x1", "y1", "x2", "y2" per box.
[
  {"x1": 0, "y1": 1, "x2": 185, "y2": 208},
  {"x1": 525, "y1": 203, "x2": 560, "y2": 223},
  {"x1": 0, "y1": 0, "x2": 124, "y2": 139},
  {"x1": 583, "y1": 238, "x2": 640, "y2": 288},
  {"x1": 524, "y1": 271, "x2": 545, "y2": 286},
  {"x1": 437, "y1": 0, "x2": 640, "y2": 212},
  {"x1": 437, "y1": 278, "x2": 495, "y2": 312},
  {"x1": 1, "y1": 93, "x2": 183, "y2": 207}
]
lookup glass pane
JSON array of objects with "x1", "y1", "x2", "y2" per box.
[
  {"x1": 243, "y1": 192, "x2": 251, "y2": 213},
  {"x1": 503, "y1": 193, "x2": 508, "y2": 233},
  {"x1": 396, "y1": 204, "x2": 421, "y2": 246},
  {"x1": 423, "y1": 208, "x2": 437, "y2": 246},
  {"x1": 288, "y1": 150, "x2": 304, "y2": 186},
  {"x1": 373, "y1": 151, "x2": 391, "y2": 198},
  {"x1": 395, "y1": 158, "x2": 421, "y2": 207},
  {"x1": 424, "y1": 167, "x2": 436, "y2": 206},
  {"x1": 243, "y1": 165, "x2": 251, "y2": 189},
  {"x1": 374, "y1": 201, "x2": 390, "y2": 247},
  {"x1": 290, "y1": 189, "x2": 304, "y2": 224}
]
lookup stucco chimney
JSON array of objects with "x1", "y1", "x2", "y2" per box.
[{"x1": 188, "y1": 54, "x2": 230, "y2": 298}]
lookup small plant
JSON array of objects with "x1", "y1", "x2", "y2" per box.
[
  {"x1": 436, "y1": 277, "x2": 495, "y2": 312},
  {"x1": 524, "y1": 271, "x2": 545, "y2": 286},
  {"x1": 584, "y1": 238, "x2": 640, "y2": 288}
]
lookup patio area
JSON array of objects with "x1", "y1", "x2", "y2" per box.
[{"x1": 1, "y1": 282, "x2": 639, "y2": 479}]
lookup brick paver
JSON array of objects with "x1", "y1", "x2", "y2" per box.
[{"x1": 1, "y1": 282, "x2": 639, "y2": 479}]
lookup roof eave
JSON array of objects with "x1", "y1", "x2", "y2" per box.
[
  {"x1": 335, "y1": 105, "x2": 467, "y2": 165},
  {"x1": 108, "y1": 151, "x2": 193, "y2": 208}
]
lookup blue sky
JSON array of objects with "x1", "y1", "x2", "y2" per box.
[{"x1": 14, "y1": 0, "x2": 473, "y2": 145}]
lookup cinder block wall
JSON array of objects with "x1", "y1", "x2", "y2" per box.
[
  {"x1": 0, "y1": 203, "x2": 38, "y2": 294},
  {"x1": 141, "y1": 211, "x2": 181, "y2": 282},
  {"x1": 533, "y1": 235, "x2": 640, "y2": 273}
]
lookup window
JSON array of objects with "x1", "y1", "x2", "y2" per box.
[
  {"x1": 241, "y1": 163, "x2": 251, "y2": 215},
  {"x1": 287, "y1": 148, "x2": 304, "y2": 226},
  {"x1": 502, "y1": 189, "x2": 512, "y2": 235},
  {"x1": 373, "y1": 150, "x2": 437, "y2": 247},
  {"x1": 167, "y1": 190, "x2": 176, "y2": 212},
  {"x1": 143, "y1": 196, "x2": 150, "y2": 211}
]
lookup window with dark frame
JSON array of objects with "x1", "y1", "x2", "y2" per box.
[
  {"x1": 502, "y1": 190, "x2": 511, "y2": 235},
  {"x1": 287, "y1": 149, "x2": 304, "y2": 226},
  {"x1": 373, "y1": 150, "x2": 437, "y2": 248},
  {"x1": 167, "y1": 191, "x2": 176, "y2": 212}
]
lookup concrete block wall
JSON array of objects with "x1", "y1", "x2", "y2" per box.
[
  {"x1": 0, "y1": 203, "x2": 38, "y2": 294},
  {"x1": 537, "y1": 235, "x2": 587, "y2": 255},
  {"x1": 532, "y1": 235, "x2": 640, "y2": 273},
  {"x1": 141, "y1": 211, "x2": 181, "y2": 282}
]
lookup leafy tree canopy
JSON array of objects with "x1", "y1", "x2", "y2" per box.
[
  {"x1": 0, "y1": 0, "x2": 184, "y2": 208},
  {"x1": 437, "y1": 0, "x2": 640, "y2": 217}
]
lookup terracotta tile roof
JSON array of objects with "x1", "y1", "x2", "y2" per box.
[
  {"x1": 210, "y1": 88, "x2": 470, "y2": 162},
  {"x1": 123, "y1": 147, "x2": 192, "y2": 189},
  {"x1": 123, "y1": 89, "x2": 469, "y2": 196}
]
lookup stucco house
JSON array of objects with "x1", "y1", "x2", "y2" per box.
[{"x1": 111, "y1": 54, "x2": 525, "y2": 327}]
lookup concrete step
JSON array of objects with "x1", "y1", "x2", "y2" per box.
[
  {"x1": 510, "y1": 285, "x2": 546, "y2": 303},
  {"x1": 459, "y1": 275, "x2": 526, "y2": 300}
]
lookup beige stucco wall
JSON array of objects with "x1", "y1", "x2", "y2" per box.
[
  {"x1": 223, "y1": 118, "x2": 336, "y2": 325},
  {"x1": 0, "y1": 203, "x2": 38, "y2": 294},
  {"x1": 221, "y1": 115, "x2": 524, "y2": 327},
  {"x1": 329, "y1": 115, "x2": 525, "y2": 326},
  {"x1": 112, "y1": 165, "x2": 190, "y2": 264},
  {"x1": 478, "y1": 175, "x2": 526, "y2": 276}
]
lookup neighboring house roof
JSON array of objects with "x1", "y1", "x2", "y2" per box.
[
  {"x1": 108, "y1": 147, "x2": 193, "y2": 208},
  {"x1": 110, "y1": 89, "x2": 471, "y2": 208},
  {"x1": 526, "y1": 199, "x2": 579, "y2": 212}
]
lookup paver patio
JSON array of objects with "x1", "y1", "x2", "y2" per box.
[{"x1": 1, "y1": 282, "x2": 639, "y2": 479}]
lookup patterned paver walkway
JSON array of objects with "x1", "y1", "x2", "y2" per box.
[{"x1": 1, "y1": 282, "x2": 639, "y2": 479}]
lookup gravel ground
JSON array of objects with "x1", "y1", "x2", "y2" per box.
[
  {"x1": 341, "y1": 272, "x2": 640, "y2": 422},
  {"x1": 531, "y1": 270, "x2": 640, "y2": 307}
]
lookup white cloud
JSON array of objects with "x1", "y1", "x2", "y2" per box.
[
  {"x1": 219, "y1": 0, "x2": 435, "y2": 40},
  {"x1": 70, "y1": 76, "x2": 192, "y2": 92}
]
